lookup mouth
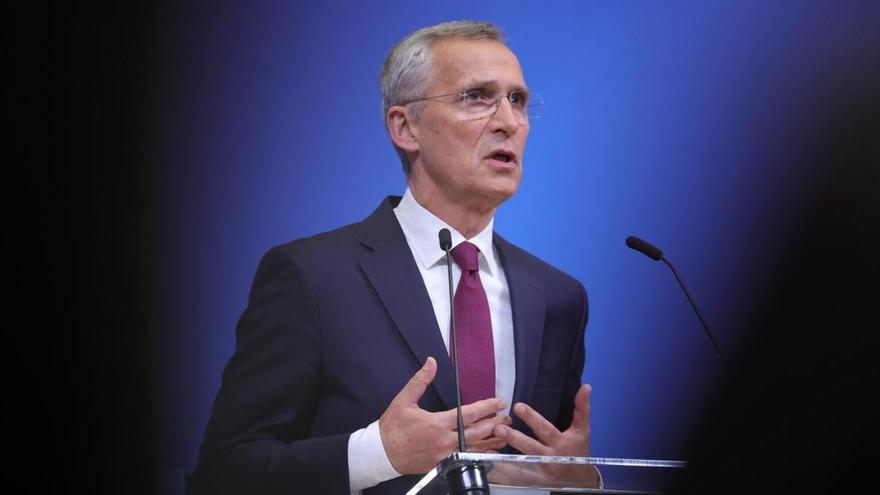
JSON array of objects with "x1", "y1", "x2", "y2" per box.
[{"x1": 486, "y1": 149, "x2": 518, "y2": 165}]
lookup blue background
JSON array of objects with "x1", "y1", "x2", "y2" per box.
[{"x1": 153, "y1": 0, "x2": 879, "y2": 482}]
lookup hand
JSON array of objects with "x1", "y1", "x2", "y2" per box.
[
  {"x1": 491, "y1": 384, "x2": 599, "y2": 487},
  {"x1": 379, "y1": 357, "x2": 511, "y2": 474},
  {"x1": 494, "y1": 384, "x2": 592, "y2": 457}
]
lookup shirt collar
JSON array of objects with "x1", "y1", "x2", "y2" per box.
[{"x1": 393, "y1": 188, "x2": 499, "y2": 276}]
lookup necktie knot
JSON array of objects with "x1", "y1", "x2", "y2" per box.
[{"x1": 451, "y1": 241, "x2": 480, "y2": 272}]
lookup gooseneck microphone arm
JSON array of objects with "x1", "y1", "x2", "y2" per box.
[
  {"x1": 439, "y1": 228, "x2": 467, "y2": 453},
  {"x1": 626, "y1": 235, "x2": 728, "y2": 367},
  {"x1": 439, "y1": 229, "x2": 490, "y2": 495},
  {"x1": 661, "y1": 256, "x2": 727, "y2": 367}
]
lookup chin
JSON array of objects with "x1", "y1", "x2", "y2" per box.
[{"x1": 480, "y1": 183, "x2": 519, "y2": 206}]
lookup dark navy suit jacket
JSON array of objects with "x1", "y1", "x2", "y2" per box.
[{"x1": 192, "y1": 197, "x2": 588, "y2": 494}]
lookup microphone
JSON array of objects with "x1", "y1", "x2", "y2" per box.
[
  {"x1": 625, "y1": 235, "x2": 663, "y2": 261},
  {"x1": 438, "y1": 228, "x2": 465, "y2": 452},
  {"x1": 439, "y1": 229, "x2": 453, "y2": 252},
  {"x1": 439, "y1": 228, "x2": 489, "y2": 494},
  {"x1": 626, "y1": 235, "x2": 728, "y2": 366}
]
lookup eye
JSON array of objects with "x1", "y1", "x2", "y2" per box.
[
  {"x1": 508, "y1": 91, "x2": 528, "y2": 107},
  {"x1": 461, "y1": 88, "x2": 490, "y2": 102}
]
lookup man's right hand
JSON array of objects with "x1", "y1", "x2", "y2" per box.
[{"x1": 378, "y1": 357, "x2": 510, "y2": 475}]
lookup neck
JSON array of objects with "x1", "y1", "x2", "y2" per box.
[{"x1": 408, "y1": 183, "x2": 496, "y2": 239}]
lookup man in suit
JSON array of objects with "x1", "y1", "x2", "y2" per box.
[{"x1": 192, "y1": 21, "x2": 596, "y2": 494}]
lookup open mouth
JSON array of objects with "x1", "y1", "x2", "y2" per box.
[{"x1": 490, "y1": 151, "x2": 514, "y2": 163}]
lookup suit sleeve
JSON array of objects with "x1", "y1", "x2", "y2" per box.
[
  {"x1": 554, "y1": 282, "x2": 588, "y2": 432},
  {"x1": 191, "y1": 244, "x2": 350, "y2": 494}
]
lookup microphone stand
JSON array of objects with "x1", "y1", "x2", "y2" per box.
[
  {"x1": 626, "y1": 235, "x2": 728, "y2": 367},
  {"x1": 661, "y1": 256, "x2": 727, "y2": 367},
  {"x1": 439, "y1": 229, "x2": 490, "y2": 494}
]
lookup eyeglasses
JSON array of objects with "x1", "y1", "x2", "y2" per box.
[{"x1": 401, "y1": 88, "x2": 543, "y2": 120}]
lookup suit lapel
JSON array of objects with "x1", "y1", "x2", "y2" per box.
[
  {"x1": 494, "y1": 234, "x2": 546, "y2": 409},
  {"x1": 356, "y1": 197, "x2": 457, "y2": 410}
]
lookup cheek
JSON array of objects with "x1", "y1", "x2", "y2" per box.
[
  {"x1": 446, "y1": 129, "x2": 478, "y2": 158},
  {"x1": 518, "y1": 126, "x2": 530, "y2": 149},
  {"x1": 424, "y1": 120, "x2": 485, "y2": 163}
]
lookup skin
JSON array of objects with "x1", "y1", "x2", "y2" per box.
[
  {"x1": 495, "y1": 385, "x2": 593, "y2": 457},
  {"x1": 387, "y1": 37, "x2": 529, "y2": 238},
  {"x1": 381, "y1": 38, "x2": 595, "y2": 478},
  {"x1": 378, "y1": 357, "x2": 511, "y2": 474}
]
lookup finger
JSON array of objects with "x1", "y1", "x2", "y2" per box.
[
  {"x1": 394, "y1": 357, "x2": 437, "y2": 405},
  {"x1": 569, "y1": 384, "x2": 591, "y2": 433},
  {"x1": 494, "y1": 424, "x2": 548, "y2": 455},
  {"x1": 512, "y1": 402, "x2": 562, "y2": 446},
  {"x1": 474, "y1": 414, "x2": 512, "y2": 429},
  {"x1": 463, "y1": 415, "x2": 512, "y2": 444},
  {"x1": 438, "y1": 397, "x2": 507, "y2": 425},
  {"x1": 459, "y1": 397, "x2": 507, "y2": 425}
]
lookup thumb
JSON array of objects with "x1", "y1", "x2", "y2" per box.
[
  {"x1": 395, "y1": 357, "x2": 437, "y2": 405},
  {"x1": 570, "y1": 384, "x2": 591, "y2": 433}
]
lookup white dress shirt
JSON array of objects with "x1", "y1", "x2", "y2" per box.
[{"x1": 347, "y1": 189, "x2": 516, "y2": 492}]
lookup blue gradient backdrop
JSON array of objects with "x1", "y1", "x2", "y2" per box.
[{"x1": 154, "y1": 0, "x2": 879, "y2": 479}]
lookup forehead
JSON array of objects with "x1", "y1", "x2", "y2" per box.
[{"x1": 428, "y1": 38, "x2": 526, "y2": 90}]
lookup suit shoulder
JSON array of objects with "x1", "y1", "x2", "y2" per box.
[
  {"x1": 266, "y1": 220, "x2": 365, "y2": 262},
  {"x1": 264, "y1": 196, "x2": 398, "y2": 262},
  {"x1": 494, "y1": 234, "x2": 585, "y2": 293}
]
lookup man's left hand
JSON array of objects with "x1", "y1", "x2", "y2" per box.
[{"x1": 493, "y1": 384, "x2": 592, "y2": 457}]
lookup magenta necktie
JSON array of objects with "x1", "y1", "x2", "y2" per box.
[{"x1": 450, "y1": 241, "x2": 496, "y2": 406}]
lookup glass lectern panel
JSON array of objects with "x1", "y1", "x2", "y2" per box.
[{"x1": 407, "y1": 453, "x2": 686, "y2": 495}]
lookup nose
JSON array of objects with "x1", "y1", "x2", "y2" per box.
[{"x1": 489, "y1": 95, "x2": 523, "y2": 135}]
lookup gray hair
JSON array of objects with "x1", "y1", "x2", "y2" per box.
[{"x1": 380, "y1": 20, "x2": 506, "y2": 174}]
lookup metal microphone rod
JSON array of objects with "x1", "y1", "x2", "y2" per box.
[
  {"x1": 445, "y1": 247, "x2": 466, "y2": 452},
  {"x1": 661, "y1": 256, "x2": 728, "y2": 367}
]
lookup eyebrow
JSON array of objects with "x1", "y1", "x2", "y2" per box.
[{"x1": 464, "y1": 79, "x2": 530, "y2": 98}]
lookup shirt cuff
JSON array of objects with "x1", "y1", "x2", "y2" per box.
[{"x1": 348, "y1": 420, "x2": 401, "y2": 492}]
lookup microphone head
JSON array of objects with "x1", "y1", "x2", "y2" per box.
[
  {"x1": 626, "y1": 235, "x2": 664, "y2": 261},
  {"x1": 438, "y1": 228, "x2": 452, "y2": 251}
]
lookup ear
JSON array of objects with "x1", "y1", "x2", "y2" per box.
[{"x1": 386, "y1": 105, "x2": 420, "y2": 154}]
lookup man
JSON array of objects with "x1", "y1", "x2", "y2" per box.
[{"x1": 192, "y1": 21, "x2": 596, "y2": 494}]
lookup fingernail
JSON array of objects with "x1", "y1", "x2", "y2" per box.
[
  {"x1": 496, "y1": 400, "x2": 507, "y2": 410},
  {"x1": 513, "y1": 403, "x2": 525, "y2": 415},
  {"x1": 496, "y1": 425, "x2": 508, "y2": 436}
]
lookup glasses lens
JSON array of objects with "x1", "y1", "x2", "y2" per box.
[
  {"x1": 527, "y1": 93, "x2": 544, "y2": 120},
  {"x1": 458, "y1": 91, "x2": 543, "y2": 121}
]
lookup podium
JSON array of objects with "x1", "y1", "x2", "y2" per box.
[{"x1": 406, "y1": 453, "x2": 686, "y2": 494}]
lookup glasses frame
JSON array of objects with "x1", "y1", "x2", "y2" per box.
[{"x1": 399, "y1": 89, "x2": 543, "y2": 120}]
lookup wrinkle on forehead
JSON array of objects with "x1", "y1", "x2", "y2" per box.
[{"x1": 429, "y1": 38, "x2": 526, "y2": 92}]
